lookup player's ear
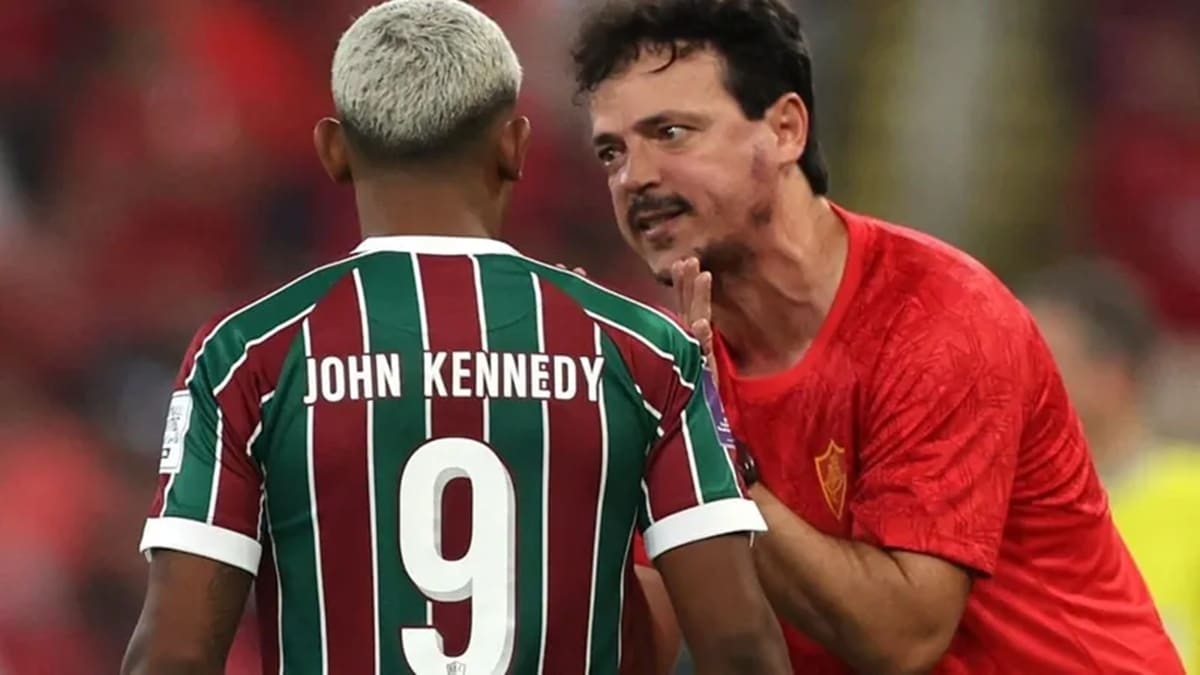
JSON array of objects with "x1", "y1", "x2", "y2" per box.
[
  {"x1": 496, "y1": 115, "x2": 532, "y2": 182},
  {"x1": 764, "y1": 92, "x2": 808, "y2": 168},
  {"x1": 313, "y1": 117, "x2": 353, "y2": 184}
]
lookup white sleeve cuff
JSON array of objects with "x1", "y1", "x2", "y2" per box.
[
  {"x1": 643, "y1": 497, "x2": 767, "y2": 560},
  {"x1": 139, "y1": 517, "x2": 262, "y2": 575}
]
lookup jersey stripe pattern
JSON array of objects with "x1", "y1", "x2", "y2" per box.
[{"x1": 139, "y1": 236, "x2": 765, "y2": 675}]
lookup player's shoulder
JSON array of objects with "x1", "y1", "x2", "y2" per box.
[
  {"x1": 179, "y1": 252, "x2": 365, "y2": 379},
  {"x1": 512, "y1": 254, "x2": 701, "y2": 359},
  {"x1": 862, "y1": 215, "x2": 1034, "y2": 340}
]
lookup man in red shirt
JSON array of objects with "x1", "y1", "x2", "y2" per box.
[{"x1": 571, "y1": 0, "x2": 1185, "y2": 672}]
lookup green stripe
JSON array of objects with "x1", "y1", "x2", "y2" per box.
[
  {"x1": 589, "y1": 333, "x2": 647, "y2": 674},
  {"x1": 478, "y1": 255, "x2": 545, "y2": 673},
  {"x1": 266, "y1": 336, "x2": 323, "y2": 675},
  {"x1": 490, "y1": 255, "x2": 702, "y2": 381},
  {"x1": 684, "y1": 391, "x2": 742, "y2": 503},
  {"x1": 359, "y1": 253, "x2": 428, "y2": 674}
]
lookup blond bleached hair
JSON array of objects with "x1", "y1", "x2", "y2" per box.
[{"x1": 331, "y1": 0, "x2": 523, "y2": 160}]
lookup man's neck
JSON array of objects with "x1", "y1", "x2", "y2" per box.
[
  {"x1": 712, "y1": 195, "x2": 847, "y2": 378},
  {"x1": 354, "y1": 171, "x2": 498, "y2": 240}
]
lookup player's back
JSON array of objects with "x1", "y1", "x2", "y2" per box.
[{"x1": 143, "y1": 236, "x2": 753, "y2": 675}]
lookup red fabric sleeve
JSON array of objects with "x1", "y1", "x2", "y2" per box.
[
  {"x1": 632, "y1": 532, "x2": 652, "y2": 568},
  {"x1": 850, "y1": 306, "x2": 1029, "y2": 576}
]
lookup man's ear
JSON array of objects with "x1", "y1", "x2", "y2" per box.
[
  {"x1": 764, "y1": 93, "x2": 809, "y2": 168},
  {"x1": 497, "y1": 115, "x2": 532, "y2": 182},
  {"x1": 313, "y1": 117, "x2": 353, "y2": 184}
]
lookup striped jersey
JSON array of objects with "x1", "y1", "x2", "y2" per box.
[{"x1": 139, "y1": 235, "x2": 765, "y2": 675}]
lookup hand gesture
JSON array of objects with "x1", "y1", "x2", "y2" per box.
[{"x1": 670, "y1": 258, "x2": 714, "y2": 359}]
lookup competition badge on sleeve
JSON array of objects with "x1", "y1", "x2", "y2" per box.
[
  {"x1": 159, "y1": 391, "x2": 192, "y2": 474},
  {"x1": 701, "y1": 364, "x2": 759, "y2": 487}
]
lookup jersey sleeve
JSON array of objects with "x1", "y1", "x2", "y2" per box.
[
  {"x1": 138, "y1": 317, "x2": 266, "y2": 575},
  {"x1": 850, "y1": 304, "x2": 1029, "y2": 576},
  {"x1": 637, "y1": 341, "x2": 766, "y2": 561}
]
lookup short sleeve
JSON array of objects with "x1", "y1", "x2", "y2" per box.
[
  {"x1": 850, "y1": 310, "x2": 1027, "y2": 576},
  {"x1": 139, "y1": 319, "x2": 266, "y2": 575},
  {"x1": 638, "y1": 357, "x2": 766, "y2": 561}
]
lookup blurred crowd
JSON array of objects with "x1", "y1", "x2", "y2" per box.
[{"x1": 0, "y1": 1, "x2": 1196, "y2": 673}]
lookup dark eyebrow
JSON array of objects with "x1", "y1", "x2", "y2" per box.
[{"x1": 592, "y1": 132, "x2": 622, "y2": 148}]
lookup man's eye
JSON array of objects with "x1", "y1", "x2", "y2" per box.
[
  {"x1": 597, "y1": 147, "x2": 619, "y2": 163},
  {"x1": 659, "y1": 125, "x2": 689, "y2": 141}
]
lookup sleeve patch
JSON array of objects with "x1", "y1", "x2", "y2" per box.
[
  {"x1": 160, "y1": 391, "x2": 192, "y2": 474},
  {"x1": 700, "y1": 366, "x2": 736, "y2": 450}
]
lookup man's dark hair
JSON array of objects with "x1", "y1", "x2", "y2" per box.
[
  {"x1": 571, "y1": 0, "x2": 830, "y2": 195},
  {"x1": 1021, "y1": 258, "x2": 1159, "y2": 377}
]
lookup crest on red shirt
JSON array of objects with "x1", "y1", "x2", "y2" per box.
[{"x1": 814, "y1": 441, "x2": 847, "y2": 519}]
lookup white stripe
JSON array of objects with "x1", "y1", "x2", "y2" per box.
[
  {"x1": 302, "y1": 320, "x2": 330, "y2": 674},
  {"x1": 205, "y1": 412, "x2": 224, "y2": 524},
  {"x1": 533, "y1": 273, "x2": 550, "y2": 675},
  {"x1": 616, "y1": 517, "x2": 637, "y2": 667},
  {"x1": 642, "y1": 498, "x2": 767, "y2": 560},
  {"x1": 641, "y1": 479, "x2": 655, "y2": 525},
  {"x1": 159, "y1": 474, "x2": 178, "y2": 518},
  {"x1": 471, "y1": 255, "x2": 490, "y2": 442},
  {"x1": 411, "y1": 253, "x2": 435, "y2": 625},
  {"x1": 517, "y1": 254, "x2": 699, "y2": 347},
  {"x1": 138, "y1": 517, "x2": 262, "y2": 573},
  {"x1": 246, "y1": 391, "x2": 273, "y2": 458},
  {"x1": 213, "y1": 305, "x2": 314, "y2": 396},
  {"x1": 681, "y1": 410, "x2": 706, "y2": 505},
  {"x1": 584, "y1": 324, "x2": 608, "y2": 673},
  {"x1": 634, "y1": 385, "x2": 665, "y2": 440},
  {"x1": 185, "y1": 253, "x2": 363, "y2": 387},
  {"x1": 268, "y1": 501, "x2": 284, "y2": 675},
  {"x1": 586, "y1": 311, "x2": 691, "y2": 390},
  {"x1": 353, "y1": 269, "x2": 382, "y2": 675}
]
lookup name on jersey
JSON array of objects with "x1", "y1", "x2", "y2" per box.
[{"x1": 303, "y1": 351, "x2": 604, "y2": 405}]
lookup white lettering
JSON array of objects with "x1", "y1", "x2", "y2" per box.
[
  {"x1": 347, "y1": 355, "x2": 373, "y2": 400},
  {"x1": 553, "y1": 355, "x2": 577, "y2": 400},
  {"x1": 452, "y1": 351, "x2": 472, "y2": 398},
  {"x1": 502, "y1": 352, "x2": 526, "y2": 399},
  {"x1": 376, "y1": 353, "x2": 402, "y2": 398},
  {"x1": 424, "y1": 351, "x2": 448, "y2": 397},
  {"x1": 476, "y1": 352, "x2": 499, "y2": 398},
  {"x1": 580, "y1": 356, "x2": 605, "y2": 403},
  {"x1": 531, "y1": 354, "x2": 551, "y2": 399},
  {"x1": 320, "y1": 356, "x2": 345, "y2": 402},
  {"x1": 303, "y1": 357, "x2": 319, "y2": 405}
]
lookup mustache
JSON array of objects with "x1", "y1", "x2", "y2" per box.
[{"x1": 627, "y1": 193, "x2": 693, "y2": 227}]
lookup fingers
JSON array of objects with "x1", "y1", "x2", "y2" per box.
[
  {"x1": 691, "y1": 270, "x2": 713, "y2": 357},
  {"x1": 555, "y1": 263, "x2": 589, "y2": 277}
]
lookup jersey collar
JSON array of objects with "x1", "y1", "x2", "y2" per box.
[{"x1": 353, "y1": 235, "x2": 519, "y2": 256}]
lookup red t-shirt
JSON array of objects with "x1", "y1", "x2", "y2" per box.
[{"x1": 640, "y1": 204, "x2": 1183, "y2": 673}]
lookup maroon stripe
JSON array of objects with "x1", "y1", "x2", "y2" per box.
[
  {"x1": 257, "y1": 541, "x2": 280, "y2": 675},
  {"x1": 307, "y1": 274, "x2": 375, "y2": 674},
  {"x1": 539, "y1": 280, "x2": 604, "y2": 674},
  {"x1": 211, "y1": 322, "x2": 302, "y2": 536},
  {"x1": 148, "y1": 474, "x2": 170, "y2": 517},
  {"x1": 418, "y1": 254, "x2": 484, "y2": 658},
  {"x1": 597, "y1": 324, "x2": 701, "y2": 520}
]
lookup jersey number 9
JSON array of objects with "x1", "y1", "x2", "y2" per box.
[{"x1": 398, "y1": 437, "x2": 517, "y2": 675}]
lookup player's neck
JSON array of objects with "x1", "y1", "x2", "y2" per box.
[
  {"x1": 354, "y1": 172, "x2": 500, "y2": 240},
  {"x1": 712, "y1": 196, "x2": 847, "y2": 377}
]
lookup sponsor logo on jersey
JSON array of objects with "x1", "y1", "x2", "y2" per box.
[
  {"x1": 814, "y1": 440, "x2": 848, "y2": 519},
  {"x1": 303, "y1": 351, "x2": 605, "y2": 405},
  {"x1": 159, "y1": 391, "x2": 192, "y2": 474}
]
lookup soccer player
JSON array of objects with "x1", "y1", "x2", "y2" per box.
[
  {"x1": 571, "y1": 0, "x2": 1186, "y2": 673},
  {"x1": 120, "y1": 2, "x2": 790, "y2": 675}
]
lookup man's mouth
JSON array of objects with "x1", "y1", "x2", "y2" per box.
[{"x1": 634, "y1": 208, "x2": 688, "y2": 236}]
